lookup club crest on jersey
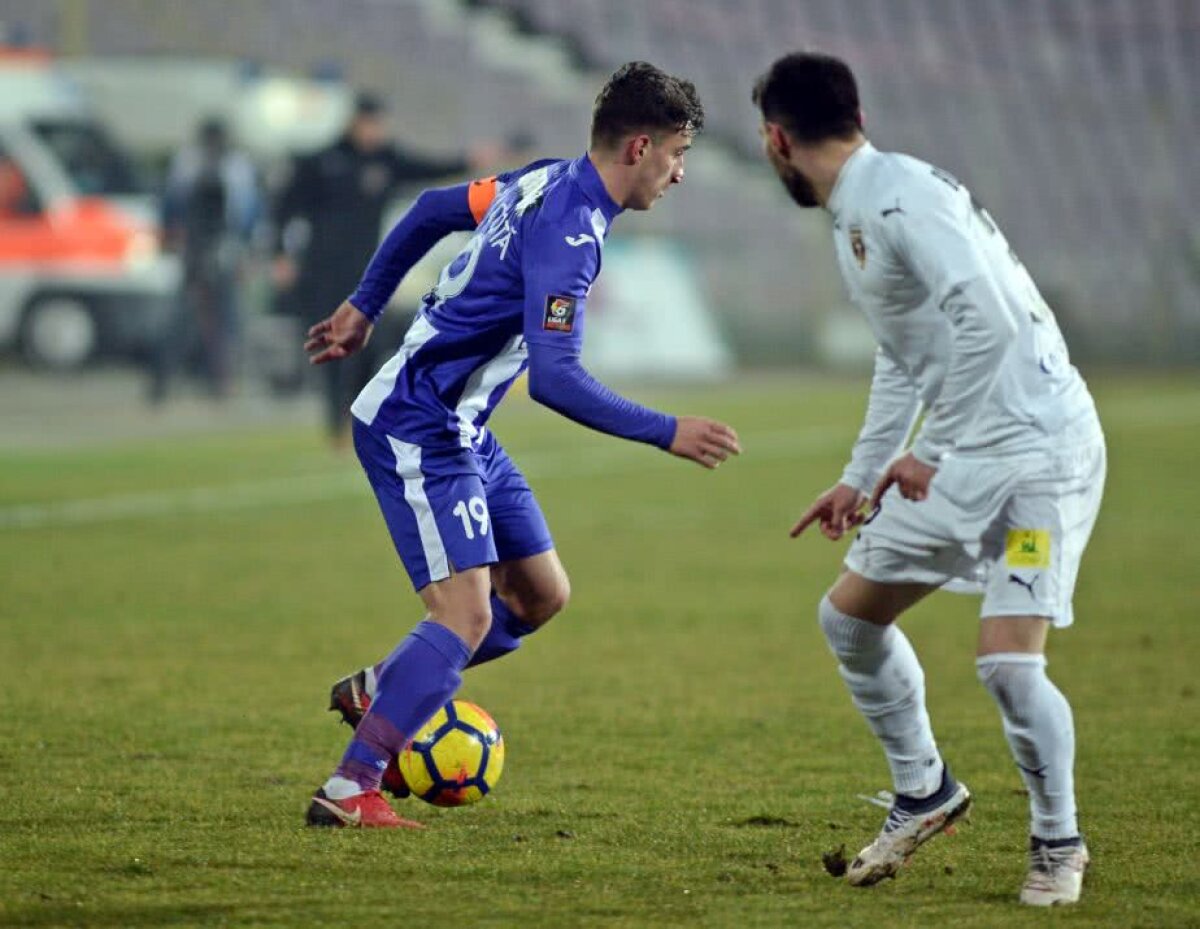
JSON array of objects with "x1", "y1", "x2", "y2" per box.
[
  {"x1": 542, "y1": 294, "x2": 576, "y2": 333},
  {"x1": 849, "y1": 225, "x2": 867, "y2": 269}
]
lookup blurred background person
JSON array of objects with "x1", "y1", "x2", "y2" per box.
[
  {"x1": 272, "y1": 91, "x2": 503, "y2": 449},
  {"x1": 148, "y1": 117, "x2": 261, "y2": 404}
]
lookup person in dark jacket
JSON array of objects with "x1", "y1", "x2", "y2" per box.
[
  {"x1": 274, "y1": 91, "x2": 494, "y2": 447},
  {"x1": 150, "y1": 118, "x2": 260, "y2": 404}
]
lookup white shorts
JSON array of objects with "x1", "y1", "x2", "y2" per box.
[{"x1": 844, "y1": 437, "x2": 1106, "y2": 627}]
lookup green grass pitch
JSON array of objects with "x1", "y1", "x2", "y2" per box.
[{"x1": 1, "y1": 374, "x2": 1197, "y2": 928}]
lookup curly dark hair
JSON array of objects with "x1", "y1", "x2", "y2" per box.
[
  {"x1": 752, "y1": 52, "x2": 862, "y2": 143},
  {"x1": 590, "y1": 61, "x2": 704, "y2": 149}
]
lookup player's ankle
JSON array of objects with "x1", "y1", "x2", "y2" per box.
[{"x1": 323, "y1": 775, "x2": 373, "y2": 800}]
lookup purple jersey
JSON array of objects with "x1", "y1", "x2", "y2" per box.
[{"x1": 350, "y1": 154, "x2": 674, "y2": 455}]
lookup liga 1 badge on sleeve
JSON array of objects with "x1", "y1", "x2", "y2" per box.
[{"x1": 542, "y1": 295, "x2": 577, "y2": 333}]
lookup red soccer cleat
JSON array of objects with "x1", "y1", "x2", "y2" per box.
[{"x1": 305, "y1": 788, "x2": 425, "y2": 829}]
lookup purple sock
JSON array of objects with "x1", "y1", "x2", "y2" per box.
[
  {"x1": 334, "y1": 620, "x2": 472, "y2": 792},
  {"x1": 363, "y1": 596, "x2": 533, "y2": 686},
  {"x1": 467, "y1": 595, "x2": 536, "y2": 668}
]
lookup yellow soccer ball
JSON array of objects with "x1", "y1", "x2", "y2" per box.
[{"x1": 397, "y1": 700, "x2": 505, "y2": 806}]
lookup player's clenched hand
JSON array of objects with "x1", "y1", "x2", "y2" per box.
[
  {"x1": 669, "y1": 416, "x2": 741, "y2": 469},
  {"x1": 305, "y1": 300, "x2": 373, "y2": 365},
  {"x1": 790, "y1": 483, "x2": 868, "y2": 541},
  {"x1": 869, "y1": 451, "x2": 937, "y2": 509}
]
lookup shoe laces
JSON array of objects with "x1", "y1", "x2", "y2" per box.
[
  {"x1": 1029, "y1": 842, "x2": 1081, "y2": 878},
  {"x1": 882, "y1": 804, "x2": 917, "y2": 835}
]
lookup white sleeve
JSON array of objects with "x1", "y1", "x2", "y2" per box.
[
  {"x1": 890, "y1": 185, "x2": 1017, "y2": 465},
  {"x1": 840, "y1": 346, "x2": 921, "y2": 494}
]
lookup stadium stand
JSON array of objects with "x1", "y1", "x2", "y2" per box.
[{"x1": 2, "y1": 0, "x2": 1195, "y2": 361}]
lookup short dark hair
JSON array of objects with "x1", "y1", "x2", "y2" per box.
[
  {"x1": 752, "y1": 52, "x2": 862, "y2": 143},
  {"x1": 354, "y1": 90, "x2": 387, "y2": 117},
  {"x1": 590, "y1": 61, "x2": 704, "y2": 149}
]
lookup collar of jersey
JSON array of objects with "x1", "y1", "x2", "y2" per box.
[
  {"x1": 826, "y1": 140, "x2": 877, "y2": 220},
  {"x1": 571, "y1": 153, "x2": 624, "y2": 224}
]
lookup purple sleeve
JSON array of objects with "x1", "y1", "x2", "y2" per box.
[
  {"x1": 521, "y1": 216, "x2": 676, "y2": 450},
  {"x1": 348, "y1": 183, "x2": 476, "y2": 321},
  {"x1": 526, "y1": 344, "x2": 677, "y2": 449}
]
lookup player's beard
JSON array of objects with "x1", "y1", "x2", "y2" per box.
[{"x1": 776, "y1": 162, "x2": 819, "y2": 208}]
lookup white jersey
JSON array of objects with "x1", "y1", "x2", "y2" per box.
[{"x1": 827, "y1": 142, "x2": 1102, "y2": 494}]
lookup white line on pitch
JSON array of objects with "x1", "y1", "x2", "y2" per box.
[{"x1": 0, "y1": 426, "x2": 851, "y2": 531}]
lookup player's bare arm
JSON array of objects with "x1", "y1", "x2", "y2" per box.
[
  {"x1": 669, "y1": 416, "x2": 741, "y2": 469},
  {"x1": 790, "y1": 482, "x2": 867, "y2": 540},
  {"x1": 305, "y1": 300, "x2": 374, "y2": 365}
]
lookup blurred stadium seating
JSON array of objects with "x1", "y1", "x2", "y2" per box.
[{"x1": 0, "y1": 0, "x2": 1195, "y2": 364}]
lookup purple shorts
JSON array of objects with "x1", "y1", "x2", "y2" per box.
[{"x1": 353, "y1": 419, "x2": 554, "y2": 591}]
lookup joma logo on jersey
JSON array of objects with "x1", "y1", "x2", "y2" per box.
[
  {"x1": 849, "y1": 226, "x2": 867, "y2": 269},
  {"x1": 542, "y1": 295, "x2": 576, "y2": 333}
]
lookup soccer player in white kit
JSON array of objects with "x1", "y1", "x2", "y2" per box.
[{"x1": 753, "y1": 52, "x2": 1105, "y2": 905}]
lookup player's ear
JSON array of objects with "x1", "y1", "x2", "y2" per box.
[
  {"x1": 623, "y1": 133, "x2": 652, "y2": 165},
  {"x1": 765, "y1": 122, "x2": 790, "y2": 159}
]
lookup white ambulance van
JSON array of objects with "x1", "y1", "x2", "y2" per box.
[{"x1": 0, "y1": 47, "x2": 177, "y2": 369}]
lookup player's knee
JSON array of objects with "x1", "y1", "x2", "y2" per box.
[
  {"x1": 454, "y1": 603, "x2": 494, "y2": 648},
  {"x1": 819, "y1": 594, "x2": 862, "y2": 656},
  {"x1": 819, "y1": 594, "x2": 894, "y2": 667},
  {"x1": 976, "y1": 653, "x2": 1046, "y2": 725},
  {"x1": 510, "y1": 574, "x2": 571, "y2": 628}
]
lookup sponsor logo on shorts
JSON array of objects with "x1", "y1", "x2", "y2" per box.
[
  {"x1": 1005, "y1": 529, "x2": 1050, "y2": 568},
  {"x1": 542, "y1": 294, "x2": 576, "y2": 333}
]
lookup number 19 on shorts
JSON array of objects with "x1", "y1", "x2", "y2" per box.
[{"x1": 453, "y1": 497, "x2": 490, "y2": 539}]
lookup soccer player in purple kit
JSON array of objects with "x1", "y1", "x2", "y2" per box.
[{"x1": 302, "y1": 62, "x2": 741, "y2": 828}]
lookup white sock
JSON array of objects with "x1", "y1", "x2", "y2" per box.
[
  {"x1": 977, "y1": 652, "x2": 1078, "y2": 840},
  {"x1": 322, "y1": 775, "x2": 365, "y2": 800},
  {"x1": 819, "y1": 596, "x2": 944, "y2": 798}
]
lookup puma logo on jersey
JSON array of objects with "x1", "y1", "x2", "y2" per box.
[
  {"x1": 565, "y1": 234, "x2": 595, "y2": 247},
  {"x1": 881, "y1": 200, "x2": 905, "y2": 217}
]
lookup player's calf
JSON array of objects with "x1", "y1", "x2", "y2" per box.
[{"x1": 976, "y1": 652, "x2": 1079, "y2": 840}]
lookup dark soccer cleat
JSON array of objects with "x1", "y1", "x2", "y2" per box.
[
  {"x1": 328, "y1": 669, "x2": 373, "y2": 729},
  {"x1": 327, "y1": 669, "x2": 411, "y2": 799},
  {"x1": 305, "y1": 788, "x2": 424, "y2": 829}
]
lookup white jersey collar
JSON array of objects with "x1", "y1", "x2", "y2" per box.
[{"x1": 826, "y1": 140, "x2": 877, "y2": 220}]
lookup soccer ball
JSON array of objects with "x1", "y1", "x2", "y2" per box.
[{"x1": 398, "y1": 700, "x2": 504, "y2": 806}]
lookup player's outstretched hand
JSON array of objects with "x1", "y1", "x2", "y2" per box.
[
  {"x1": 790, "y1": 483, "x2": 868, "y2": 541},
  {"x1": 305, "y1": 301, "x2": 374, "y2": 365},
  {"x1": 669, "y1": 416, "x2": 741, "y2": 469},
  {"x1": 869, "y1": 451, "x2": 937, "y2": 509}
]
